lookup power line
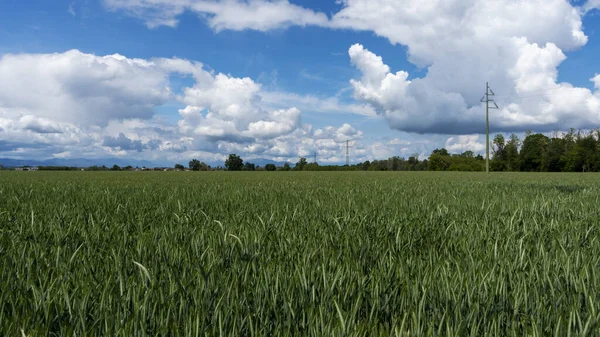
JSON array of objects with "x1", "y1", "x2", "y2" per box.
[
  {"x1": 493, "y1": 85, "x2": 598, "y2": 102},
  {"x1": 481, "y1": 82, "x2": 499, "y2": 174},
  {"x1": 492, "y1": 97, "x2": 599, "y2": 109},
  {"x1": 493, "y1": 86, "x2": 565, "y2": 99}
]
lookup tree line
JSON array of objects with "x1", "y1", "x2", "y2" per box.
[
  {"x1": 7, "y1": 129, "x2": 599, "y2": 172},
  {"x1": 242, "y1": 129, "x2": 600, "y2": 172},
  {"x1": 352, "y1": 129, "x2": 600, "y2": 172},
  {"x1": 490, "y1": 129, "x2": 600, "y2": 172}
]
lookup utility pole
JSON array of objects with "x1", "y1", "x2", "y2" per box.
[
  {"x1": 481, "y1": 82, "x2": 498, "y2": 173},
  {"x1": 346, "y1": 140, "x2": 350, "y2": 167},
  {"x1": 314, "y1": 152, "x2": 317, "y2": 164}
]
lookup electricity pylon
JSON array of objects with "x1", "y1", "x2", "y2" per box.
[
  {"x1": 336, "y1": 140, "x2": 354, "y2": 168},
  {"x1": 481, "y1": 82, "x2": 499, "y2": 173}
]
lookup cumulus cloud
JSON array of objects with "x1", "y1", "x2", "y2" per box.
[
  {"x1": 53, "y1": 151, "x2": 72, "y2": 159},
  {"x1": 9, "y1": 0, "x2": 600, "y2": 162},
  {"x1": 177, "y1": 73, "x2": 302, "y2": 143},
  {"x1": 0, "y1": 50, "x2": 180, "y2": 126},
  {"x1": 313, "y1": 123, "x2": 362, "y2": 143},
  {"x1": 388, "y1": 138, "x2": 410, "y2": 146},
  {"x1": 103, "y1": 0, "x2": 329, "y2": 30},
  {"x1": 106, "y1": 0, "x2": 600, "y2": 135},
  {"x1": 209, "y1": 122, "x2": 369, "y2": 164},
  {"x1": 593, "y1": 74, "x2": 600, "y2": 90},
  {"x1": 0, "y1": 49, "x2": 383, "y2": 164},
  {"x1": 18, "y1": 115, "x2": 65, "y2": 134},
  {"x1": 338, "y1": 0, "x2": 600, "y2": 134},
  {"x1": 102, "y1": 133, "x2": 147, "y2": 152},
  {"x1": 246, "y1": 108, "x2": 301, "y2": 139},
  {"x1": 445, "y1": 135, "x2": 485, "y2": 153},
  {"x1": 0, "y1": 49, "x2": 312, "y2": 161},
  {"x1": 0, "y1": 50, "x2": 199, "y2": 160},
  {"x1": 260, "y1": 91, "x2": 377, "y2": 118},
  {"x1": 584, "y1": 0, "x2": 600, "y2": 12},
  {"x1": 348, "y1": 40, "x2": 600, "y2": 134}
]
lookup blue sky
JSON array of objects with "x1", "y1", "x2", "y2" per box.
[{"x1": 1, "y1": 0, "x2": 600, "y2": 166}]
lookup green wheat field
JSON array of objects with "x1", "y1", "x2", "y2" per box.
[{"x1": 1, "y1": 171, "x2": 600, "y2": 336}]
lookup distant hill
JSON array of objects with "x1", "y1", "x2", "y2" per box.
[
  {"x1": 0, "y1": 157, "x2": 295, "y2": 169},
  {"x1": 0, "y1": 158, "x2": 159, "y2": 168}
]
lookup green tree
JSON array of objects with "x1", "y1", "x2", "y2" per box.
[
  {"x1": 408, "y1": 155, "x2": 419, "y2": 171},
  {"x1": 432, "y1": 148, "x2": 449, "y2": 156},
  {"x1": 542, "y1": 137, "x2": 566, "y2": 172},
  {"x1": 174, "y1": 164, "x2": 185, "y2": 170},
  {"x1": 390, "y1": 156, "x2": 401, "y2": 171},
  {"x1": 561, "y1": 129, "x2": 580, "y2": 172},
  {"x1": 447, "y1": 152, "x2": 484, "y2": 171},
  {"x1": 295, "y1": 157, "x2": 308, "y2": 170},
  {"x1": 111, "y1": 165, "x2": 121, "y2": 171},
  {"x1": 520, "y1": 133, "x2": 550, "y2": 172},
  {"x1": 491, "y1": 134, "x2": 507, "y2": 171},
  {"x1": 505, "y1": 133, "x2": 521, "y2": 171},
  {"x1": 428, "y1": 148, "x2": 451, "y2": 171},
  {"x1": 244, "y1": 162, "x2": 256, "y2": 171},
  {"x1": 461, "y1": 151, "x2": 474, "y2": 158},
  {"x1": 189, "y1": 159, "x2": 201, "y2": 171},
  {"x1": 303, "y1": 162, "x2": 319, "y2": 171},
  {"x1": 575, "y1": 132, "x2": 599, "y2": 172},
  {"x1": 264, "y1": 164, "x2": 277, "y2": 171},
  {"x1": 282, "y1": 162, "x2": 291, "y2": 171},
  {"x1": 225, "y1": 154, "x2": 244, "y2": 171}
]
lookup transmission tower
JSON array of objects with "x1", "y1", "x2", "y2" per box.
[
  {"x1": 481, "y1": 82, "x2": 499, "y2": 174},
  {"x1": 336, "y1": 140, "x2": 354, "y2": 167},
  {"x1": 313, "y1": 152, "x2": 317, "y2": 164}
]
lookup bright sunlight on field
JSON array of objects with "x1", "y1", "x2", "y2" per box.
[{"x1": 1, "y1": 171, "x2": 600, "y2": 336}]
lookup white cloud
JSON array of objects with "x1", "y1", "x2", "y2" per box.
[
  {"x1": 177, "y1": 73, "x2": 303, "y2": 142},
  {"x1": 313, "y1": 123, "x2": 362, "y2": 143},
  {"x1": 0, "y1": 50, "x2": 175, "y2": 126},
  {"x1": 105, "y1": 0, "x2": 600, "y2": 135},
  {"x1": 593, "y1": 74, "x2": 600, "y2": 90},
  {"x1": 0, "y1": 50, "x2": 387, "y2": 165},
  {"x1": 370, "y1": 142, "x2": 396, "y2": 160},
  {"x1": 445, "y1": 135, "x2": 485, "y2": 153},
  {"x1": 53, "y1": 151, "x2": 72, "y2": 159},
  {"x1": 103, "y1": 0, "x2": 329, "y2": 30},
  {"x1": 68, "y1": 3, "x2": 76, "y2": 16},
  {"x1": 181, "y1": 73, "x2": 263, "y2": 123},
  {"x1": 0, "y1": 49, "x2": 313, "y2": 161},
  {"x1": 0, "y1": 50, "x2": 316, "y2": 161},
  {"x1": 18, "y1": 115, "x2": 66, "y2": 134},
  {"x1": 261, "y1": 91, "x2": 377, "y2": 118},
  {"x1": 9, "y1": 0, "x2": 600, "y2": 164},
  {"x1": 217, "y1": 122, "x2": 371, "y2": 164},
  {"x1": 338, "y1": 0, "x2": 600, "y2": 134},
  {"x1": 102, "y1": 132, "x2": 151, "y2": 152},
  {"x1": 348, "y1": 40, "x2": 600, "y2": 134},
  {"x1": 388, "y1": 138, "x2": 410, "y2": 145},
  {"x1": 584, "y1": 0, "x2": 600, "y2": 12},
  {"x1": 246, "y1": 108, "x2": 300, "y2": 139}
]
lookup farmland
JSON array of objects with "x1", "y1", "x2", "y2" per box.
[{"x1": 1, "y1": 171, "x2": 600, "y2": 336}]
